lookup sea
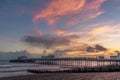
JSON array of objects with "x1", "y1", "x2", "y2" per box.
[
  {"x1": 0, "y1": 61, "x2": 61, "y2": 77},
  {"x1": 0, "y1": 60, "x2": 112, "y2": 77}
]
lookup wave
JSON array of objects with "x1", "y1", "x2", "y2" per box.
[{"x1": 0, "y1": 70, "x2": 26, "y2": 73}]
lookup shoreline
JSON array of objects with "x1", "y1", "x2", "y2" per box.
[{"x1": 0, "y1": 72, "x2": 120, "y2": 80}]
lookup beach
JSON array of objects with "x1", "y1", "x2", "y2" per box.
[{"x1": 0, "y1": 72, "x2": 120, "y2": 80}]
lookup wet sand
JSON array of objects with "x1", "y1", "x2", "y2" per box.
[{"x1": 0, "y1": 72, "x2": 120, "y2": 80}]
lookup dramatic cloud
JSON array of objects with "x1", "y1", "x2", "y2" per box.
[
  {"x1": 86, "y1": 44, "x2": 107, "y2": 52},
  {"x1": 23, "y1": 35, "x2": 70, "y2": 48},
  {"x1": 51, "y1": 26, "x2": 68, "y2": 35},
  {"x1": 33, "y1": 0, "x2": 105, "y2": 26},
  {"x1": 95, "y1": 44, "x2": 107, "y2": 51},
  {"x1": 89, "y1": 24, "x2": 120, "y2": 38},
  {"x1": 86, "y1": 46, "x2": 94, "y2": 52},
  {"x1": 33, "y1": 0, "x2": 85, "y2": 24},
  {"x1": 22, "y1": 29, "x2": 79, "y2": 49},
  {"x1": 51, "y1": 44, "x2": 108, "y2": 57},
  {"x1": 89, "y1": 26, "x2": 112, "y2": 36},
  {"x1": 55, "y1": 44, "x2": 107, "y2": 53}
]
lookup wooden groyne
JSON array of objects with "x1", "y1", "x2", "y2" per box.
[{"x1": 27, "y1": 64, "x2": 120, "y2": 73}]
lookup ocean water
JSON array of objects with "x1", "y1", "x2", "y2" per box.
[
  {"x1": 0, "y1": 62, "x2": 60, "y2": 77},
  {"x1": 0, "y1": 60, "x2": 113, "y2": 77}
]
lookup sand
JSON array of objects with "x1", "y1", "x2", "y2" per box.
[{"x1": 0, "y1": 72, "x2": 120, "y2": 80}]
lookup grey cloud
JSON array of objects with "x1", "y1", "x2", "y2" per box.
[
  {"x1": 86, "y1": 44, "x2": 107, "y2": 52},
  {"x1": 22, "y1": 34, "x2": 77, "y2": 48},
  {"x1": 56, "y1": 44, "x2": 108, "y2": 54},
  {"x1": 95, "y1": 44, "x2": 107, "y2": 51},
  {"x1": 86, "y1": 46, "x2": 94, "y2": 52}
]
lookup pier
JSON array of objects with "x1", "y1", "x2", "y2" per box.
[{"x1": 10, "y1": 58, "x2": 120, "y2": 73}]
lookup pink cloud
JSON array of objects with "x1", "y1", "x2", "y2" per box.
[{"x1": 33, "y1": 0, "x2": 106, "y2": 26}]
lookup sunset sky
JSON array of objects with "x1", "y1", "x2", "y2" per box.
[{"x1": 0, "y1": 0, "x2": 120, "y2": 57}]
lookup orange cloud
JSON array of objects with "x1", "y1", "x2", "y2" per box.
[
  {"x1": 89, "y1": 26, "x2": 111, "y2": 36},
  {"x1": 51, "y1": 26, "x2": 68, "y2": 35},
  {"x1": 33, "y1": 0, "x2": 86, "y2": 24},
  {"x1": 89, "y1": 24, "x2": 120, "y2": 38},
  {"x1": 66, "y1": 0, "x2": 106, "y2": 26},
  {"x1": 33, "y1": 0, "x2": 106, "y2": 26}
]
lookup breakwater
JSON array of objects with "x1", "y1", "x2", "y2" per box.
[{"x1": 27, "y1": 64, "x2": 120, "y2": 73}]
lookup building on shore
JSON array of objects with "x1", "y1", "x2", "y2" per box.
[
  {"x1": 41, "y1": 55, "x2": 55, "y2": 59},
  {"x1": 41, "y1": 50, "x2": 55, "y2": 59},
  {"x1": 110, "y1": 53, "x2": 120, "y2": 60}
]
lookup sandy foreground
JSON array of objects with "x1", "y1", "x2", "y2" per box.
[{"x1": 0, "y1": 72, "x2": 120, "y2": 80}]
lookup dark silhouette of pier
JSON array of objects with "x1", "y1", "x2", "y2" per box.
[{"x1": 10, "y1": 58, "x2": 120, "y2": 73}]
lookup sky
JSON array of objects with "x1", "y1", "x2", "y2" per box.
[{"x1": 0, "y1": 0, "x2": 120, "y2": 57}]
